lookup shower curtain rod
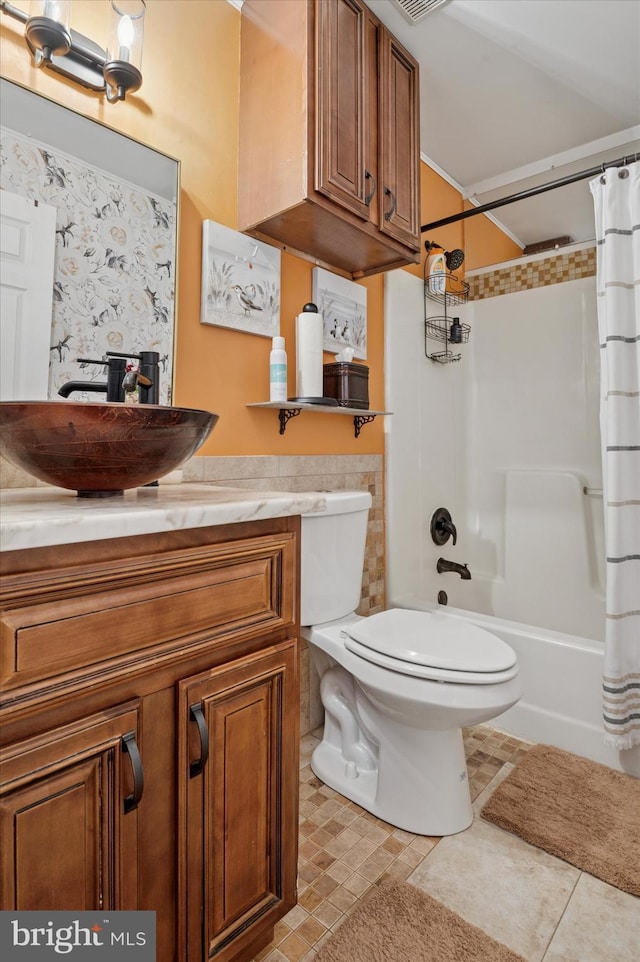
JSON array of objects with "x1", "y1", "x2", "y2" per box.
[{"x1": 421, "y1": 152, "x2": 640, "y2": 232}]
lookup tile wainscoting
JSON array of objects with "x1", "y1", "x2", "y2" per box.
[
  {"x1": 183, "y1": 454, "x2": 385, "y2": 736},
  {"x1": 467, "y1": 244, "x2": 596, "y2": 300}
]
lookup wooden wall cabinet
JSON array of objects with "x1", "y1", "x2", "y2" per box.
[
  {"x1": 238, "y1": 0, "x2": 421, "y2": 279},
  {"x1": 0, "y1": 518, "x2": 300, "y2": 962}
]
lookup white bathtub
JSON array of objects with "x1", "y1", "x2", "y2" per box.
[{"x1": 394, "y1": 596, "x2": 640, "y2": 777}]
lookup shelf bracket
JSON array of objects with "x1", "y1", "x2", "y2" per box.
[
  {"x1": 278, "y1": 407, "x2": 301, "y2": 435},
  {"x1": 353, "y1": 414, "x2": 376, "y2": 438}
]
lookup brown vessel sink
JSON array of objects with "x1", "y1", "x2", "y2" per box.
[{"x1": 0, "y1": 401, "x2": 218, "y2": 497}]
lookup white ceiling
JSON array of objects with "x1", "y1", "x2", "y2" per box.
[{"x1": 367, "y1": 0, "x2": 640, "y2": 250}]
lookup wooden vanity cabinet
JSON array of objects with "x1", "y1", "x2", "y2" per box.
[
  {"x1": 0, "y1": 517, "x2": 300, "y2": 962},
  {"x1": 0, "y1": 700, "x2": 142, "y2": 912},
  {"x1": 238, "y1": 0, "x2": 420, "y2": 279},
  {"x1": 179, "y1": 641, "x2": 298, "y2": 962}
]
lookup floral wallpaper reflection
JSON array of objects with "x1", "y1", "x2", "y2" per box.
[{"x1": 0, "y1": 129, "x2": 176, "y2": 403}]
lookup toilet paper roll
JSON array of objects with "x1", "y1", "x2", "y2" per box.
[{"x1": 296, "y1": 305, "x2": 324, "y2": 397}]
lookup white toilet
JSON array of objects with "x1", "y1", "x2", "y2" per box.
[{"x1": 301, "y1": 490, "x2": 521, "y2": 836}]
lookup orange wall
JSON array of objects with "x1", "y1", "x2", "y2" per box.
[
  {"x1": 407, "y1": 163, "x2": 522, "y2": 279},
  {"x1": 463, "y1": 199, "x2": 523, "y2": 270},
  {"x1": 1, "y1": 0, "x2": 519, "y2": 458}
]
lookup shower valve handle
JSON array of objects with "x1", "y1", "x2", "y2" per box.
[
  {"x1": 430, "y1": 508, "x2": 457, "y2": 546},
  {"x1": 439, "y1": 519, "x2": 457, "y2": 545}
]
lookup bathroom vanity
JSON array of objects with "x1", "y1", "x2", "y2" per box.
[{"x1": 0, "y1": 485, "x2": 323, "y2": 962}]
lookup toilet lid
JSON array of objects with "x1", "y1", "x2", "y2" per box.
[{"x1": 342, "y1": 608, "x2": 517, "y2": 674}]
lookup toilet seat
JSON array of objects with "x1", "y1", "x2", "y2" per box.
[{"x1": 341, "y1": 608, "x2": 518, "y2": 685}]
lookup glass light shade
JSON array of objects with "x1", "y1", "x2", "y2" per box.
[
  {"x1": 26, "y1": 0, "x2": 72, "y2": 60},
  {"x1": 105, "y1": 0, "x2": 145, "y2": 70},
  {"x1": 31, "y1": 0, "x2": 71, "y2": 30}
]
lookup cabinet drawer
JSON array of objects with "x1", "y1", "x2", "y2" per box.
[{"x1": 1, "y1": 534, "x2": 296, "y2": 691}]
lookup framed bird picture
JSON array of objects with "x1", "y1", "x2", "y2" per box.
[
  {"x1": 312, "y1": 267, "x2": 367, "y2": 360},
  {"x1": 200, "y1": 220, "x2": 281, "y2": 337}
]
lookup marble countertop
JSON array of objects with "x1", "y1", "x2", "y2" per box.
[{"x1": 0, "y1": 484, "x2": 326, "y2": 553}]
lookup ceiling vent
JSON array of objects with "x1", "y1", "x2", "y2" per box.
[{"x1": 391, "y1": 0, "x2": 450, "y2": 24}]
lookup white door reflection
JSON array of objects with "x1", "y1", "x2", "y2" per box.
[{"x1": 0, "y1": 191, "x2": 56, "y2": 401}]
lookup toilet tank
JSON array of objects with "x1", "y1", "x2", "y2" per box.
[{"x1": 300, "y1": 490, "x2": 372, "y2": 626}]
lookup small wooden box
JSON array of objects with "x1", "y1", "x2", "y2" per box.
[{"x1": 323, "y1": 362, "x2": 369, "y2": 410}]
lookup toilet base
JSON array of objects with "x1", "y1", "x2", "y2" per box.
[
  {"x1": 311, "y1": 741, "x2": 379, "y2": 812},
  {"x1": 303, "y1": 618, "x2": 520, "y2": 836},
  {"x1": 310, "y1": 725, "x2": 474, "y2": 836}
]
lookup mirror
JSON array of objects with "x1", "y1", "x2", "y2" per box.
[{"x1": 0, "y1": 78, "x2": 179, "y2": 404}]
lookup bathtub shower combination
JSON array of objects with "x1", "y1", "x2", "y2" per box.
[{"x1": 384, "y1": 264, "x2": 639, "y2": 777}]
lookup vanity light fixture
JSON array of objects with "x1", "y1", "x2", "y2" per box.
[{"x1": 1, "y1": 0, "x2": 146, "y2": 103}]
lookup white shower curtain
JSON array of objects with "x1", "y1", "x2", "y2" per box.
[{"x1": 590, "y1": 160, "x2": 640, "y2": 751}]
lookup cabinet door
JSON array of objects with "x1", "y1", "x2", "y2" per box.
[
  {"x1": 315, "y1": 0, "x2": 371, "y2": 220},
  {"x1": 377, "y1": 25, "x2": 421, "y2": 251},
  {"x1": 0, "y1": 701, "x2": 142, "y2": 910},
  {"x1": 179, "y1": 640, "x2": 298, "y2": 962}
]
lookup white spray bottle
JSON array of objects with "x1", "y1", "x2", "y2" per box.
[{"x1": 269, "y1": 336, "x2": 288, "y2": 402}]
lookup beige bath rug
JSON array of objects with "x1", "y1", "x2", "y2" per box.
[
  {"x1": 481, "y1": 743, "x2": 640, "y2": 897},
  {"x1": 313, "y1": 879, "x2": 525, "y2": 962}
]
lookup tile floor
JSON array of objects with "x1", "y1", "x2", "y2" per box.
[{"x1": 252, "y1": 725, "x2": 640, "y2": 962}]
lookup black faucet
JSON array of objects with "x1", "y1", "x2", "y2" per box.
[
  {"x1": 58, "y1": 351, "x2": 160, "y2": 404},
  {"x1": 106, "y1": 350, "x2": 160, "y2": 404},
  {"x1": 437, "y1": 558, "x2": 471, "y2": 580},
  {"x1": 58, "y1": 356, "x2": 127, "y2": 402}
]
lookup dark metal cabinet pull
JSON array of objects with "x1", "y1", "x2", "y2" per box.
[
  {"x1": 122, "y1": 731, "x2": 144, "y2": 813},
  {"x1": 364, "y1": 170, "x2": 376, "y2": 206},
  {"x1": 384, "y1": 187, "x2": 396, "y2": 221},
  {"x1": 189, "y1": 702, "x2": 209, "y2": 778}
]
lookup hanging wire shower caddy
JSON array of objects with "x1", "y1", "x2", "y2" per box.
[{"x1": 424, "y1": 268, "x2": 470, "y2": 363}]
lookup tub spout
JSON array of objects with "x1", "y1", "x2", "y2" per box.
[{"x1": 437, "y1": 558, "x2": 471, "y2": 579}]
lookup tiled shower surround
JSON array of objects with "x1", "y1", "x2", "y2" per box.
[
  {"x1": 183, "y1": 453, "x2": 384, "y2": 735},
  {"x1": 467, "y1": 244, "x2": 596, "y2": 300}
]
